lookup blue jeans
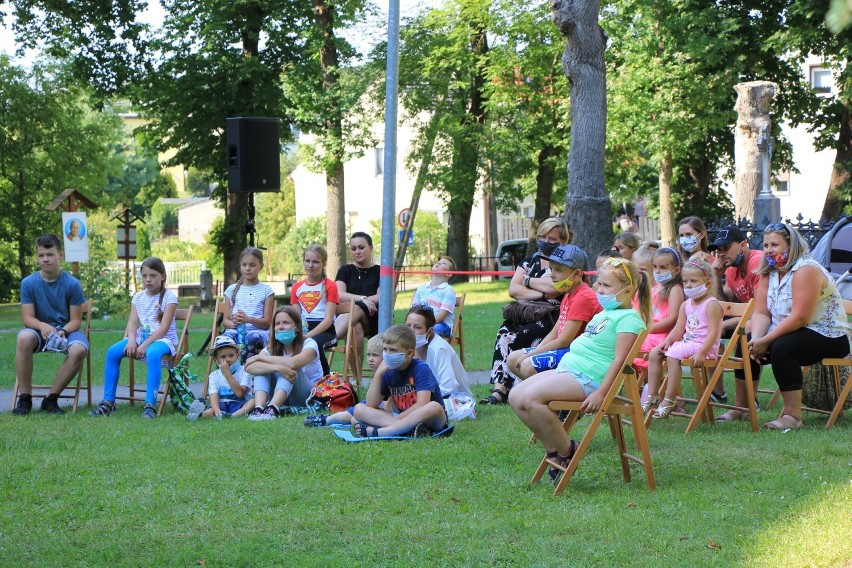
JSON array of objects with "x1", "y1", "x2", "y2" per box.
[{"x1": 103, "y1": 338, "x2": 172, "y2": 404}]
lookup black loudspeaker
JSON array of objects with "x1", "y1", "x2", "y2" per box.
[{"x1": 226, "y1": 117, "x2": 281, "y2": 193}]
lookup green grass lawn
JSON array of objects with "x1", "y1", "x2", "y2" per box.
[
  {"x1": 0, "y1": 389, "x2": 849, "y2": 566},
  {"x1": 1, "y1": 282, "x2": 850, "y2": 565}
]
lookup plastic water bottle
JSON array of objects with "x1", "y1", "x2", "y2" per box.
[
  {"x1": 141, "y1": 325, "x2": 151, "y2": 342},
  {"x1": 237, "y1": 324, "x2": 246, "y2": 352}
]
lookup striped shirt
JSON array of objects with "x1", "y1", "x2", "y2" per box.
[
  {"x1": 224, "y1": 282, "x2": 275, "y2": 331},
  {"x1": 132, "y1": 289, "x2": 178, "y2": 354}
]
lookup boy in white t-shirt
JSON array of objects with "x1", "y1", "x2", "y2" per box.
[{"x1": 190, "y1": 335, "x2": 254, "y2": 420}]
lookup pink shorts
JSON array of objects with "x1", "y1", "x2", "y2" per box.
[
  {"x1": 633, "y1": 332, "x2": 667, "y2": 371},
  {"x1": 664, "y1": 340, "x2": 717, "y2": 362}
]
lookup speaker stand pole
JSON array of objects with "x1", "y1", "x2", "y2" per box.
[{"x1": 246, "y1": 192, "x2": 257, "y2": 247}]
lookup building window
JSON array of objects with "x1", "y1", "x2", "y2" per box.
[
  {"x1": 375, "y1": 147, "x2": 384, "y2": 176},
  {"x1": 810, "y1": 66, "x2": 833, "y2": 94},
  {"x1": 773, "y1": 170, "x2": 790, "y2": 196}
]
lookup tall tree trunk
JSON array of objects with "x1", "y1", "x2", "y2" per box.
[
  {"x1": 326, "y1": 164, "x2": 345, "y2": 278},
  {"x1": 821, "y1": 101, "x2": 852, "y2": 220},
  {"x1": 659, "y1": 153, "x2": 675, "y2": 247},
  {"x1": 15, "y1": 172, "x2": 28, "y2": 279},
  {"x1": 688, "y1": 154, "x2": 712, "y2": 211},
  {"x1": 313, "y1": 0, "x2": 346, "y2": 273},
  {"x1": 529, "y1": 144, "x2": 560, "y2": 248},
  {"x1": 446, "y1": 198, "x2": 473, "y2": 280},
  {"x1": 552, "y1": 0, "x2": 612, "y2": 257}
]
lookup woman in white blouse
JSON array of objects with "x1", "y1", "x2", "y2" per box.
[{"x1": 748, "y1": 223, "x2": 850, "y2": 430}]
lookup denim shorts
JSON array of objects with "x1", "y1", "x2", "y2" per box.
[
  {"x1": 560, "y1": 368, "x2": 599, "y2": 397},
  {"x1": 212, "y1": 399, "x2": 251, "y2": 414},
  {"x1": 19, "y1": 328, "x2": 89, "y2": 353}
]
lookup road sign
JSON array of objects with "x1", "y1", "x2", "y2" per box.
[
  {"x1": 398, "y1": 208, "x2": 411, "y2": 228},
  {"x1": 398, "y1": 230, "x2": 414, "y2": 246}
]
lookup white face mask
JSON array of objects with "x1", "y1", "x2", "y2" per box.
[
  {"x1": 654, "y1": 271, "x2": 673, "y2": 284},
  {"x1": 684, "y1": 283, "x2": 708, "y2": 299},
  {"x1": 415, "y1": 334, "x2": 428, "y2": 349},
  {"x1": 679, "y1": 236, "x2": 699, "y2": 253}
]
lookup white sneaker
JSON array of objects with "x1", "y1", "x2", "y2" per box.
[{"x1": 186, "y1": 399, "x2": 206, "y2": 421}]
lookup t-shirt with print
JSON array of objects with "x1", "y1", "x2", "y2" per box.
[
  {"x1": 291, "y1": 278, "x2": 340, "y2": 322},
  {"x1": 20, "y1": 271, "x2": 85, "y2": 328},
  {"x1": 132, "y1": 289, "x2": 179, "y2": 354},
  {"x1": 411, "y1": 281, "x2": 456, "y2": 331},
  {"x1": 724, "y1": 249, "x2": 762, "y2": 303},
  {"x1": 555, "y1": 282, "x2": 602, "y2": 336},
  {"x1": 557, "y1": 308, "x2": 646, "y2": 384},
  {"x1": 380, "y1": 358, "x2": 445, "y2": 413},
  {"x1": 207, "y1": 366, "x2": 253, "y2": 402},
  {"x1": 223, "y1": 282, "x2": 275, "y2": 331}
]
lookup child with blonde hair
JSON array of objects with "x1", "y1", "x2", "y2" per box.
[
  {"x1": 222, "y1": 247, "x2": 275, "y2": 362},
  {"x1": 509, "y1": 257, "x2": 650, "y2": 480},
  {"x1": 644, "y1": 258, "x2": 722, "y2": 418},
  {"x1": 291, "y1": 244, "x2": 339, "y2": 374},
  {"x1": 410, "y1": 256, "x2": 457, "y2": 339}
]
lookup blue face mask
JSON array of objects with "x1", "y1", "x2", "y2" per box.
[
  {"x1": 383, "y1": 352, "x2": 408, "y2": 369},
  {"x1": 654, "y1": 271, "x2": 673, "y2": 284},
  {"x1": 731, "y1": 252, "x2": 744, "y2": 267},
  {"x1": 275, "y1": 329, "x2": 297, "y2": 345},
  {"x1": 596, "y1": 289, "x2": 626, "y2": 310},
  {"x1": 537, "y1": 240, "x2": 559, "y2": 256},
  {"x1": 228, "y1": 361, "x2": 241, "y2": 374}
]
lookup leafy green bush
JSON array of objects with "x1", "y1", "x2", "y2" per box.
[{"x1": 279, "y1": 217, "x2": 327, "y2": 276}]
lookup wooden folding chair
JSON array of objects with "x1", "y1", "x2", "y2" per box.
[
  {"x1": 531, "y1": 330, "x2": 654, "y2": 496},
  {"x1": 328, "y1": 298, "x2": 361, "y2": 389},
  {"x1": 11, "y1": 299, "x2": 93, "y2": 412},
  {"x1": 117, "y1": 308, "x2": 193, "y2": 416},
  {"x1": 202, "y1": 298, "x2": 230, "y2": 399},
  {"x1": 684, "y1": 300, "x2": 759, "y2": 433},
  {"x1": 449, "y1": 292, "x2": 466, "y2": 365}
]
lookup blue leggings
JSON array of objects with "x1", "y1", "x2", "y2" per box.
[{"x1": 103, "y1": 338, "x2": 172, "y2": 404}]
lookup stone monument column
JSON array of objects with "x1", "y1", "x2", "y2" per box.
[{"x1": 734, "y1": 81, "x2": 779, "y2": 224}]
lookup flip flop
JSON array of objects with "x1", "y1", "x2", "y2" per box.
[
  {"x1": 715, "y1": 410, "x2": 748, "y2": 423},
  {"x1": 763, "y1": 414, "x2": 802, "y2": 430}
]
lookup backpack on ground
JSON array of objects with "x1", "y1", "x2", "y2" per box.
[
  {"x1": 307, "y1": 372, "x2": 359, "y2": 412},
  {"x1": 168, "y1": 353, "x2": 198, "y2": 413}
]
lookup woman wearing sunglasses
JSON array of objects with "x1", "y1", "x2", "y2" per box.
[{"x1": 748, "y1": 223, "x2": 851, "y2": 430}]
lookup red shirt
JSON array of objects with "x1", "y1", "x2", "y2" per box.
[
  {"x1": 724, "y1": 249, "x2": 762, "y2": 303},
  {"x1": 556, "y1": 282, "x2": 602, "y2": 336}
]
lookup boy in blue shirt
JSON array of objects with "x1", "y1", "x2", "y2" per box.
[
  {"x1": 351, "y1": 325, "x2": 447, "y2": 437},
  {"x1": 14, "y1": 235, "x2": 89, "y2": 415}
]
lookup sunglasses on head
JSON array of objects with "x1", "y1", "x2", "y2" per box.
[
  {"x1": 763, "y1": 223, "x2": 790, "y2": 240},
  {"x1": 604, "y1": 257, "x2": 634, "y2": 287}
]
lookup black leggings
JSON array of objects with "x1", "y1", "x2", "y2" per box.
[
  {"x1": 308, "y1": 320, "x2": 337, "y2": 376},
  {"x1": 769, "y1": 328, "x2": 850, "y2": 392},
  {"x1": 733, "y1": 332, "x2": 762, "y2": 382}
]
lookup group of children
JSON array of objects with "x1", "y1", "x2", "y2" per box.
[
  {"x1": 15, "y1": 230, "x2": 732, "y2": 448},
  {"x1": 13, "y1": 235, "x2": 469, "y2": 438}
]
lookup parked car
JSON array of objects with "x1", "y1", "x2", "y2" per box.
[{"x1": 494, "y1": 238, "x2": 529, "y2": 280}]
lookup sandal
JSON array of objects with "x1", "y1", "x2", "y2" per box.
[
  {"x1": 547, "y1": 439, "x2": 579, "y2": 482},
  {"x1": 763, "y1": 414, "x2": 803, "y2": 430},
  {"x1": 653, "y1": 398, "x2": 677, "y2": 419},
  {"x1": 479, "y1": 388, "x2": 509, "y2": 405},
  {"x1": 351, "y1": 421, "x2": 380, "y2": 438},
  {"x1": 715, "y1": 410, "x2": 748, "y2": 423},
  {"x1": 411, "y1": 423, "x2": 433, "y2": 438},
  {"x1": 641, "y1": 395, "x2": 660, "y2": 414}
]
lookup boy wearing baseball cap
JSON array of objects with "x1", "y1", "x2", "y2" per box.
[
  {"x1": 507, "y1": 244, "x2": 602, "y2": 379},
  {"x1": 190, "y1": 335, "x2": 255, "y2": 420}
]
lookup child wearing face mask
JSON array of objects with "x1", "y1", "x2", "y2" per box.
[
  {"x1": 351, "y1": 325, "x2": 447, "y2": 438},
  {"x1": 644, "y1": 258, "x2": 723, "y2": 419},
  {"x1": 509, "y1": 257, "x2": 650, "y2": 481},
  {"x1": 244, "y1": 306, "x2": 323, "y2": 420},
  {"x1": 506, "y1": 244, "x2": 601, "y2": 380},
  {"x1": 633, "y1": 248, "x2": 685, "y2": 390}
]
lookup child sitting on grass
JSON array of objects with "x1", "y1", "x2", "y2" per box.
[
  {"x1": 351, "y1": 325, "x2": 447, "y2": 438},
  {"x1": 303, "y1": 333, "x2": 384, "y2": 427},
  {"x1": 189, "y1": 335, "x2": 254, "y2": 420}
]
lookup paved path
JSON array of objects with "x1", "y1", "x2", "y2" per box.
[{"x1": 1, "y1": 370, "x2": 492, "y2": 411}]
